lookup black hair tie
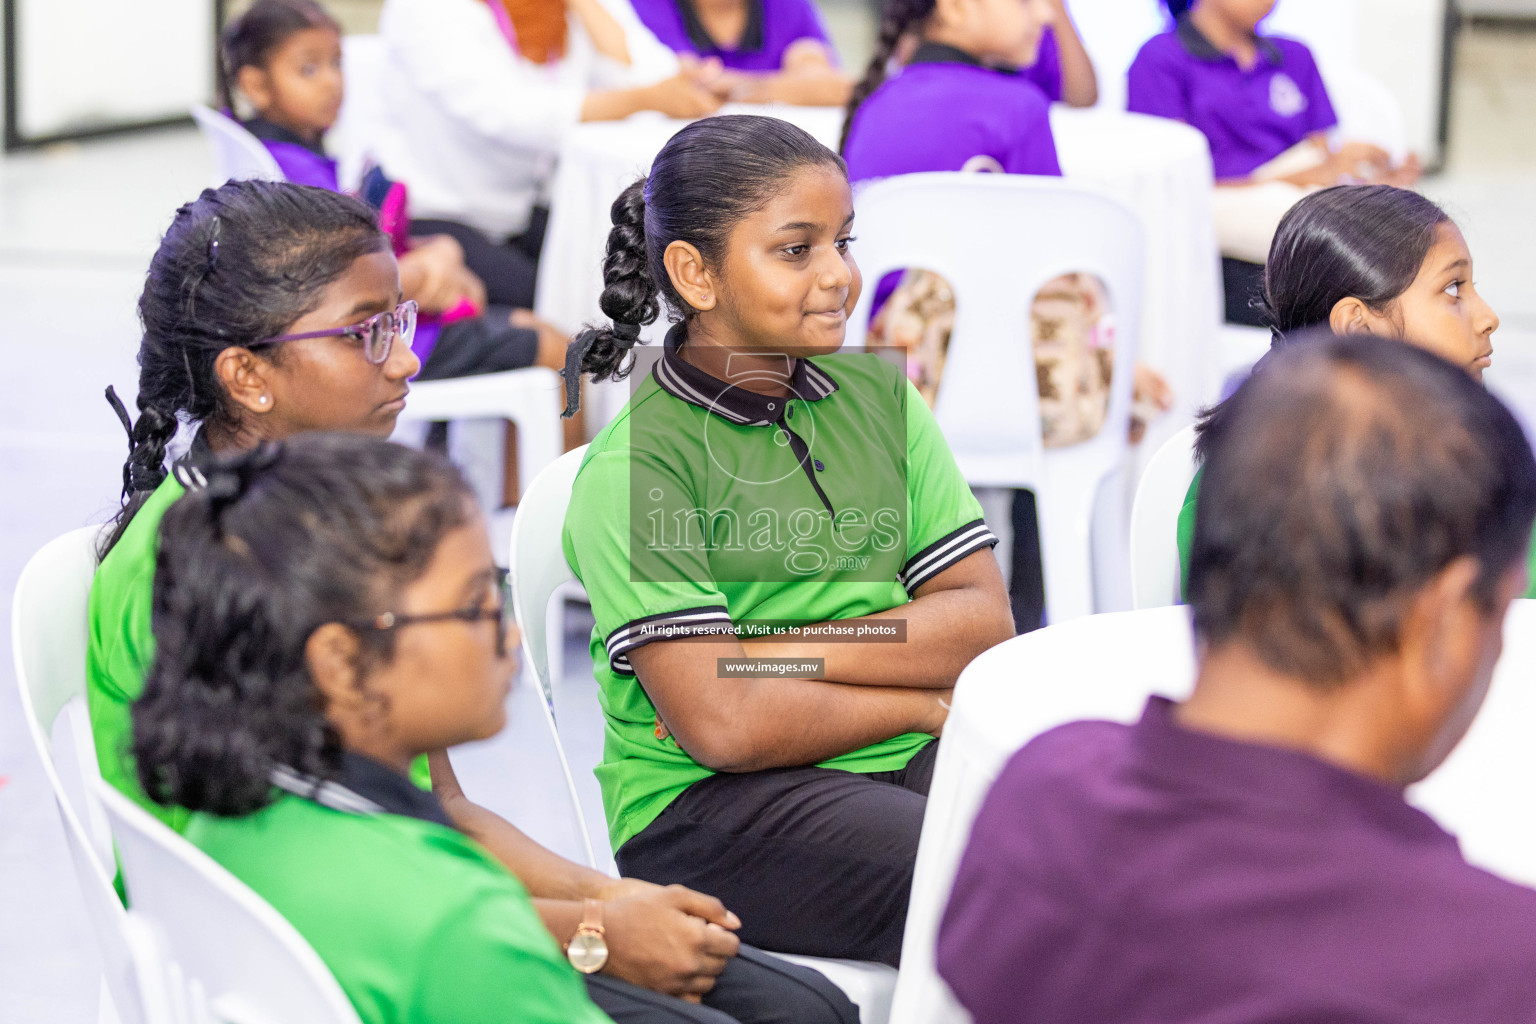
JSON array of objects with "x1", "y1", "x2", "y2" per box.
[
  {"x1": 104, "y1": 386, "x2": 134, "y2": 443},
  {"x1": 612, "y1": 322, "x2": 642, "y2": 347},
  {"x1": 201, "y1": 442, "x2": 283, "y2": 517}
]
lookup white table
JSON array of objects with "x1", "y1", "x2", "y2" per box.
[
  {"x1": 889, "y1": 600, "x2": 1536, "y2": 1024},
  {"x1": 536, "y1": 105, "x2": 1223, "y2": 443}
]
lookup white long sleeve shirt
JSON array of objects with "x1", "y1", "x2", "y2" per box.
[{"x1": 373, "y1": 0, "x2": 678, "y2": 238}]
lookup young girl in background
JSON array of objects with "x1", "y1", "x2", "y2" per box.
[
  {"x1": 219, "y1": 0, "x2": 568, "y2": 378},
  {"x1": 841, "y1": 0, "x2": 1165, "y2": 629},
  {"x1": 134, "y1": 434, "x2": 611, "y2": 1024},
  {"x1": 841, "y1": 0, "x2": 1061, "y2": 179},
  {"x1": 92, "y1": 178, "x2": 855, "y2": 1024},
  {"x1": 630, "y1": 0, "x2": 853, "y2": 105},
  {"x1": 560, "y1": 114, "x2": 1014, "y2": 965},
  {"x1": 1128, "y1": 0, "x2": 1420, "y2": 323},
  {"x1": 1175, "y1": 185, "x2": 1524, "y2": 592}
]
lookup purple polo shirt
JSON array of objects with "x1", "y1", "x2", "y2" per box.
[
  {"x1": 630, "y1": 0, "x2": 833, "y2": 71},
  {"x1": 243, "y1": 117, "x2": 341, "y2": 192},
  {"x1": 1126, "y1": 14, "x2": 1336, "y2": 180},
  {"x1": 843, "y1": 43, "x2": 1061, "y2": 185},
  {"x1": 1020, "y1": 27, "x2": 1062, "y2": 104},
  {"x1": 938, "y1": 696, "x2": 1536, "y2": 1024}
]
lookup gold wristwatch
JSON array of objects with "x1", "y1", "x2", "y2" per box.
[{"x1": 566, "y1": 899, "x2": 609, "y2": 974}]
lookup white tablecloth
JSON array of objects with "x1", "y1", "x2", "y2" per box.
[
  {"x1": 536, "y1": 104, "x2": 1222, "y2": 442},
  {"x1": 889, "y1": 600, "x2": 1536, "y2": 1024}
]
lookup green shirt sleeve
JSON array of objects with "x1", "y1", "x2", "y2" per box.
[
  {"x1": 412, "y1": 881, "x2": 612, "y2": 1024},
  {"x1": 565, "y1": 444, "x2": 735, "y2": 678},
  {"x1": 1176, "y1": 470, "x2": 1202, "y2": 603},
  {"x1": 900, "y1": 378, "x2": 998, "y2": 593},
  {"x1": 86, "y1": 479, "x2": 192, "y2": 834}
]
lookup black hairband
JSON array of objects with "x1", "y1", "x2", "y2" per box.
[
  {"x1": 612, "y1": 322, "x2": 642, "y2": 345},
  {"x1": 199, "y1": 442, "x2": 283, "y2": 516}
]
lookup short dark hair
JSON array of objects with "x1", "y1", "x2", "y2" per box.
[
  {"x1": 101, "y1": 180, "x2": 386, "y2": 559},
  {"x1": 218, "y1": 0, "x2": 340, "y2": 110},
  {"x1": 1189, "y1": 333, "x2": 1536, "y2": 685},
  {"x1": 132, "y1": 434, "x2": 475, "y2": 816},
  {"x1": 560, "y1": 115, "x2": 846, "y2": 414}
]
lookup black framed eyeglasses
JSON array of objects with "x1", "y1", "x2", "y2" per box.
[
  {"x1": 361, "y1": 567, "x2": 513, "y2": 657},
  {"x1": 252, "y1": 300, "x2": 417, "y2": 365}
]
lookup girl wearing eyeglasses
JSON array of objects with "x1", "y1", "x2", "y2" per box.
[
  {"x1": 130, "y1": 434, "x2": 612, "y2": 1024},
  {"x1": 90, "y1": 178, "x2": 855, "y2": 1024}
]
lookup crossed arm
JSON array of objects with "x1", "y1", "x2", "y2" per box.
[{"x1": 629, "y1": 549, "x2": 1014, "y2": 772}]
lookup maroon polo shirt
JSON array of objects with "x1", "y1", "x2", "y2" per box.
[{"x1": 938, "y1": 696, "x2": 1536, "y2": 1023}]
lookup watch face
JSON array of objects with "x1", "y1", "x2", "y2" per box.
[{"x1": 567, "y1": 930, "x2": 609, "y2": 974}]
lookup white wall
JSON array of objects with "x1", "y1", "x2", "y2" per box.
[{"x1": 12, "y1": 0, "x2": 214, "y2": 142}]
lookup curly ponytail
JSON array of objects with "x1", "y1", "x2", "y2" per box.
[
  {"x1": 133, "y1": 434, "x2": 475, "y2": 816},
  {"x1": 840, "y1": 0, "x2": 935, "y2": 153},
  {"x1": 560, "y1": 115, "x2": 846, "y2": 416},
  {"x1": 98, "y1": 179, "x2": 386, "y2": 559}
]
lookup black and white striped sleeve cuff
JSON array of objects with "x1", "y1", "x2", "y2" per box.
[
  {"x1": 605, "y1": 606, "x2": 736, "y2": 675},
  {"x1": 898, "y1": 519, "x2": 999, "y2": 595}
]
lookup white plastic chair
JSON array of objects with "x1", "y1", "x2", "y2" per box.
[
  {"x1": 1129, "y1": 423, "x2": 1197, "y2": 609},
  {"x1": 846, "y1": 173, "x2": 1143, "y2": 623},
  {"x1": 189, "y1": 105, "x2": 285, "y2": 187},
  {"x1": 392, "y1": 367, "x2": 565, "y2": 505},
  {"x1": 509, "y1": 452, "x2": 899, "y2": 1024},
  {"x1": 96, "y1": 782, "x2": 364, "y2": 1024},
  {"x1": 12, "y1": 525, "x2": 145, "y2": 1024},
  {"x1": 891, "y1": 600, "x2": 1536, "y2": 1023}
]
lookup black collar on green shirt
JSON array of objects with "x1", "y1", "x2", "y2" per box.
[
  {"x1": 1174, "y1": 12, "x2": 1281, "y2": 66},
  {"x1": 675, "y1": 0, "x2": 764, "y2": 54},
  {"x1": 243, "y1": 116, "x2": 329, "y2": 158},
  {"x1": 651, "y1": 322, "x2": 840, "y2": 427},
  {"x1": 271, "y1": 752, "x2": 454, "y2": 828}
]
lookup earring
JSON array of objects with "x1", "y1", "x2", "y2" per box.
[{"x1": 258, "y1": 395, "x2": 269, "y2": 406}]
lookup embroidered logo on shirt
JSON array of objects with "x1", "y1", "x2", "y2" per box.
[{"x1": 1269, "y1": 73, "x2": 1308, "y2": 118}]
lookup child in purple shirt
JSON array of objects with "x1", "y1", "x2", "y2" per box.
[
  {"x1": 631, "y1": 0, "x2": 852, "y2": 105},
  {"x1": 939, "y1": 335, "x2": 1536, "y2": 1023},
  {"x1": 220, "y1": 0, "x2": 566, "y2": 378},
  {"x1": 1126, "y1": 0, "x2": 1420, "y2": 324},
  {"x1": 841, "y1": 0, "x2": 1062, "y2": 177}
]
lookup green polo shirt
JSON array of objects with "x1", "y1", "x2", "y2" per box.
[
  {"x1": 87, "y1": 459, "x2": 431, "y2": 838},
  {"x1": 1175, "y1": 470, "x2": 1536, "y2": 600},
  {"x1": 563, "y1": 330, "x2": 998, "y2": 851},
  {"x1": 186, "y1": 755, "x2": 611, "y2": 1024}
]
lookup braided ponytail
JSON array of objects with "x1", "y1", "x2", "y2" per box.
[
  {"x1": 560, "y1": 116, "x2": 846, "y2": 418},
  {"x1": 840, "y1": 0, "x2": 935, "y2": 153},
  {"x1": 561, "y1": 179, "x2": 660, "y2": 417}
]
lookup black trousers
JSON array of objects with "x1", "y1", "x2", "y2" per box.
[
  {"x1": 417, "y1": 305, "x2": 540, "y2": 381},
  {"x1": 586, "y1": 944, "x2": 858, "y2": 1024},
  {"x1": 616, "y1": 741, "x2": 941, "y2": 968},
  {"x1": 413, "y1": 210, "x2": 547, "y2": 310}
]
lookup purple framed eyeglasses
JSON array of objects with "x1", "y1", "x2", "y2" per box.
[{"x1": 252, "y1": 300, "x2": 417, "y2": 365}]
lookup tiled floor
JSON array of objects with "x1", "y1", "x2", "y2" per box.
[{"x1": 1, "y1": 19, "x2": 1533, "y2": 1024}]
